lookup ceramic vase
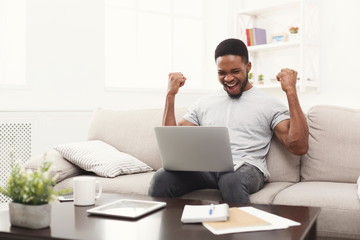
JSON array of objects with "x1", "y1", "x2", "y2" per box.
[
  {"x1": 9, "y1": 202, "x2": 51, "y2": 229},
  {"x1": 289, "y1": 33, "x2": 299, "y2": 41}
]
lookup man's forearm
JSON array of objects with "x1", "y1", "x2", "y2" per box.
[
  {"x1": 163, "y1": 94, "x2": 177, "y2": 126},
  {"x1": 286, "y1": 90, "x2": 309, "y2": 154}
]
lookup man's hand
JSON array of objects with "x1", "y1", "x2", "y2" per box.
[
  {"x1": 167, "y1": 72, "x2": 186, "y2": 96},
  {"x1": 276, "y1": 68, "x2": 297, "y2": 93}
]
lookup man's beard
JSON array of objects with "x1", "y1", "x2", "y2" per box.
[{"x1": 226, "y1": 77, "x2": 248, "y2": 99}]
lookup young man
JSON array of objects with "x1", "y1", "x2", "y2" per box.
[{"x1": 148, "y1": 38, "x2": 309, "y2": 203}]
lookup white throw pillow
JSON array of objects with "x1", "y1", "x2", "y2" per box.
[{"x1": 54, "y1": 140, "x2": 153, "y2": 177}]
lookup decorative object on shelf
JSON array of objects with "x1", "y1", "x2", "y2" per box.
[
  {"x1": 271, "y1": 33, "x2": 287, "y2": 43},
  {"x1": 0, "y1": 155, "x2": 70, "y2": 229},
  {"x1": 248, "y1": 72, "x2": 254, "y2": 84},
  {"x1": 288, "y1": 26, "x2": 299, "y2": 41},
  {"x1": 258, "y1": 74, "x2": 264, "y2": 85}
]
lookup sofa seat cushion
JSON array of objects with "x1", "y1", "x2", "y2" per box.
[
  {"x1": 250, "y1": 182, "x2": 295, "y2": 204},
  {"x1": 273, "y1": 182, "x2": 360, "y2": 239},
  {"x1": 179, "y1": 182, "x2": 296, "y2": 204},
  {"x1": 55, "y1": 172, "x2": 155, "y2": 196}
]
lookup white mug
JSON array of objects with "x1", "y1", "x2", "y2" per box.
[{"x1": 73, "y1": 176, "x2": 102, "y2": 206}]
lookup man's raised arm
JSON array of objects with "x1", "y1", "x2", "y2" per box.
[
  {"x1": 163, "y1": 72, "x2": 194, "y2": 126},
  {"x1": 274, "y1": 68, "x2": 309, "y2": 155}
]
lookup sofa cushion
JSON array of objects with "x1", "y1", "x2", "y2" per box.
[
  {"x1": 250, "y1": 182, "x2": 295, "y2": 204},
  {"x1": 87, "y1": 108, "x2": 187, "y2": 170},
  {"x1": 54, "y1": 140, "x2": 153, "y2": 177},
  {"x1": 301, "y1": 105, "x2": 360, "y2": 183},
  {"x1": 23, "y1": 150, "x2": 85, "y2": 183},
  {"x1": 55, "y1": 172, "x2": 155, "y2": 196},
  {"x1": 266, "y1": 136, "x2": 301, "y2": 182},
  {"x1": 273, "y1": 182, "x2": 360, "y2": 239}
]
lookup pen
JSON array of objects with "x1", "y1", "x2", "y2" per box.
[{"x1": 209, "y1": 204, "x2": 215, "y2": 215}]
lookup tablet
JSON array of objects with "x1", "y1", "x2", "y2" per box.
[{"x1": 87, "y1": 199, "x2": 167, "y2": 219}]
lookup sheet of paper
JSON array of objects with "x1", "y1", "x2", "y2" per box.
[{"x1": 203, "y1": 206, "x2": 300, "y2": 235}]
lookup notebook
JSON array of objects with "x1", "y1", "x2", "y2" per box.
[
  {"x1": 154, "y1": 126, "x2": 242, "y2": 172},
  {"x1": 181, "y1": 203, "x2": 230, "y2": 223}
]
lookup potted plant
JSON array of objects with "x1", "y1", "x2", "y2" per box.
[
  {"x1": 0, "y1": 157, "x2": 69, "y2": 229},
  {"x1": 258, "y1": 74, "x2": 264, "y2": 85},
  {"x1": 289, "y1": 26, "x2": 299, "y2": 41},
  {"x1": 289, "y1": 26, "x2": 299, "y2": 34},
  {"x1": 248, "y1": 72, "x2": 254, "y2": 84}
]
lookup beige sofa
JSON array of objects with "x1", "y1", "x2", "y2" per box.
[{"x1": 25, "y1": 105, "x2": 360, "y2": 240}]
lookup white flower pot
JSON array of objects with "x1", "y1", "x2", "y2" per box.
[
  {"x1": 9, "y1": 202, "x2": 51, "y2": 229},
  {"x1": 289, "y1": 33, "x2": 299, "y2": 41}
]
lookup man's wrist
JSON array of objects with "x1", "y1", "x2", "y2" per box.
[
  {"x1": 284, "y1": 88, "x2": 297, "y2": 96},
  {"x1": 166, "y1": 92, "x2": 176, "y2": 98}
]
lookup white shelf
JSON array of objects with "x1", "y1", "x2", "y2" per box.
[
  {"x1": 248, "y1": 41, "x2": 300, "y2": 52},
  {"x1": 252, "y1": 81, "x2": 300, "y2": 89},
  {"x1": 254, "y1": 83, "x2": 282, "y2": 89},
  {"x1": 236, "y1": 0, "x2": 320, "y2": 92},
  {"x1": 237, "y1": 1, "x2": 299, "y2": 16},
  {"x1": 305, "y1": 80, "x2": 318, "y2": 88}
]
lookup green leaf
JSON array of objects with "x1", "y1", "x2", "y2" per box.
[{"x1": 1, "y1": 155, "x2": 71, "y2": 205}]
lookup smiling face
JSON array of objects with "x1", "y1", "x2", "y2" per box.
[{"x1": 216, "y1": 55, "x2": 252, "y2": 99}]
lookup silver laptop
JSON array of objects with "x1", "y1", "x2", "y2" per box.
[{"x1": 154, "y1": 126, "x2": 240, "y2": 172}]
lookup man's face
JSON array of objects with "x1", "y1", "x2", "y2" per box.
[{"x1": 216, "y1": 55, "x2": 252, "y2": 99}]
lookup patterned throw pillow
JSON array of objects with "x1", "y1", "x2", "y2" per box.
[{"x1": 54, "y1": 140, "x2": 153, "y2": 177}]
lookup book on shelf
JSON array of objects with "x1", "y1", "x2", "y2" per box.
[
  {"x1": 245, "y1": 28, "x2": 251, "y2": 46},
  {"x1": 245, "y1": 28, "x2": 267, "y2": 46}
]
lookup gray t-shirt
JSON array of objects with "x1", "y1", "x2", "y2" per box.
[{"x1": 183, "y1": 87, "x2": 290, "y2": 180}]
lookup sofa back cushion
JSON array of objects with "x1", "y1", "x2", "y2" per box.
[
  {"x1": 87, "y1": 108, "x2": 187, "y2": 170},
  {"x1": 301, "y1": 105, "x2": 360, "y2": 183},
  {"x1": 266, "y1": 136, "x2": 301, "y2": 182}
]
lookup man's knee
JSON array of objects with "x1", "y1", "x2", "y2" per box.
[
  {"x1": 148, "y1": 168, "x2": 169, "y2": 197},
  {"x1": 218, "y1": 172, "x2": 248, "y2": 192},
  {"x1": 217, "y1": 172, "x2": 249, "y2": 203}
]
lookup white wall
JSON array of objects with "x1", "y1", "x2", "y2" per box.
[{"x1": 302, "y1": 0, "x2": 360, "y2": 110}]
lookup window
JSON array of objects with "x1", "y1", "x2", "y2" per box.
[
  {"x1": 105, "y1": 0, "x2": 205, "y2": 91},
  {"x1": 0, "y1": 0, "x2": 27, "y2": 87}
]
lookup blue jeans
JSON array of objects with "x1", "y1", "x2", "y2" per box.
[{"x1": 148, "y1": 163, "x2": 265, "y2": 203}]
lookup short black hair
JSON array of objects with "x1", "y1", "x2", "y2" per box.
[{"x1": 214, "y1": 38, "x2": 249, "y2": 63}]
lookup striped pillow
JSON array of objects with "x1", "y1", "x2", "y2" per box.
[{"x1": 54, "y1": 140, "x2": 153, "y2": 177}]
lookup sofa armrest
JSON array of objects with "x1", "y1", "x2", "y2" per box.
[{"x1": 23, "y1": 150, "x2": 85, "y2": 183}]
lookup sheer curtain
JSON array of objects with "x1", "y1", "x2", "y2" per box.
[
  {"x1": 0, "y1": 0, "x2": 26, "y2": 87},
  {"x1": 105, "y1": 0, "x2": 205, "y2": 91}
]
